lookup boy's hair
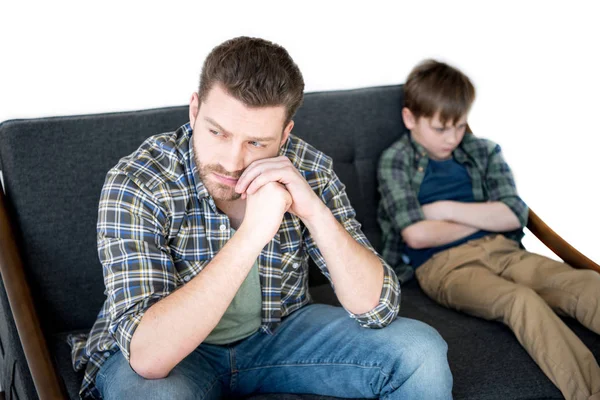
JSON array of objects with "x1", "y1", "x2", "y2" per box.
[
  {"x1": 198, "y1": 36, "x2": 305, "y2": 123},
  {"x1": 404, "y1": 59, "x2": 475, "y2": 126}
]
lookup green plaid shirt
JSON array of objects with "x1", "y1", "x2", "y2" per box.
[
  {"x1": 69, "y1": 123, "x2": 400, "y2": 399},
  {"x1": 377, "y1": 132, "x2": 528, "y2": 283}
]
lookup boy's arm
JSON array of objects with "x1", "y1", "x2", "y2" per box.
[
  {"x1": 421, "y1": 142, "x2": 528, "y2": 232},
  {"x1": 402, "y1": 220, "x2": 479, "y2": 249},
  {"x1": 422, "y1": 201, "x2": 520, "y2": 232},
  {"x1": 378, "y1": 145, "x2": 477, "y2": 249}
]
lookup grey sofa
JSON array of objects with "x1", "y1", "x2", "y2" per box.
[{"x1": 1, "y1": 85, "x2": 599, "y2": 400}]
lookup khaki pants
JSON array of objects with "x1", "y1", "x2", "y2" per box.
[{"x1": 415, "y1": 234, "x2": 600, "y2": 400}]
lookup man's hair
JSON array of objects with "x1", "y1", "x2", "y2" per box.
[
  {"x1": 198, "y1": 36, "x2": 305, "y2": 123},
  {"x1": 404, "y1": 59, "x2": 475, "y2": 126}
]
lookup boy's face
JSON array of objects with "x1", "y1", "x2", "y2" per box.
[{"x1": 402, "y1": 108, "x2": 468, "y2": 161}]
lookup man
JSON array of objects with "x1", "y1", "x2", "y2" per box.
[
  {"x1": 69, "y1": 37, "x2": 452, "y2": 400},
  {"x1": 378, "y1": 59, "x2": 600, "y2": 400}
]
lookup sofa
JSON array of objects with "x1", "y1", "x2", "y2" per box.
[{"x1": 1, "y1": 84, "x2": 599, "y2": 400}]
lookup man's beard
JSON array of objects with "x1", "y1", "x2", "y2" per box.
[{"x1": 195, "y1": 154, "x2": 244, "y2": 201}]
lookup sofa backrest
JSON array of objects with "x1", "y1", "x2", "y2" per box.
[{"x1": 0, "y1": 84, "x2": 406, "y2": 335}]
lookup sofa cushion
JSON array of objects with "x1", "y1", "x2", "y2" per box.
[{"x1": 0, "y1": 107, "x2": 190, "y2": 335}]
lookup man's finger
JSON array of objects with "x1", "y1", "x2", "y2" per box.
[
  {"x1": 236, "y1": 157, "x2": 291, "y2": 193},
  {"x1": 245, "y1": 169, "x2": 291, "y2": 195}
]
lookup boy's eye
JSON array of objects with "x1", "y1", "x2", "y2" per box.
[
  {"x1": 249, "y1": 141, "x2": 263, "y2": 148},
  {"x1": 434, "y1": 127, "x2": 445, "y2": 133},
  {"x1": 210, "y1": 130, "x2": 221, "y2": 136}
]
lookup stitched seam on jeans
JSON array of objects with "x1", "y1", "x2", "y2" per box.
[
  {"x1": 236, "y1": 361, "x2": 388, "y2": 372},
  {"x1": 236, "y1": 362, "x2": 392, "y2": 392}
]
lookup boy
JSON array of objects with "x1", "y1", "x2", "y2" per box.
[{"x1": 377, "y1": 59, "x2": 600, "y2": 400}]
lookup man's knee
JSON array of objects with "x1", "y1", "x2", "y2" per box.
[
  {"x1": 381, "y1": 319, "x2": 450, "y2": 375},
  {"x1": 97, "y1": 352, "x2": 203, "y2": 400},
  {"x1": 381, "y1": 319, "x2": 453, "y2": 398},
  {"x1": 386, "y1": 318, "x2": 448, "y2": 356}
]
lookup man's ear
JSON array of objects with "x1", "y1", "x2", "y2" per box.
[
  {"x1": 402, "y1": 107, "x2": 416, "y2": 130},
  {"x1": 189, "y1": 93, "x2": 200, "y2": 128},
  {"x1": 280, "y1": 120, "x2": 294, "y2": 147}
]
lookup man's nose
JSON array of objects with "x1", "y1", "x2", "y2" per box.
[{"x1": 220, "y1": 145, "x2": 245, "y2": 174}]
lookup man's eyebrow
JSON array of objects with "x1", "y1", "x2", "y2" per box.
[
  {"x1": 204, "y1": 116, "x2": 277, "y2": 143},
  {"x1": 204, "y1": 117, "x2": 232, "y2": 136},
  {"x1": 247, "y1": 135, "x2": 277, "y2": 143}
]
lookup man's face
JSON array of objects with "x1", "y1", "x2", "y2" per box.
[
  {"x1": 189, "y1": 84, "x2": 293, "y2": 202},
  {"x1": 403, "y1": 108, "x2": 468, "y2": 161}
]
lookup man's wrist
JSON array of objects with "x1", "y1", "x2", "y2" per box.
[
  {"x1": 234, "y1": 224, "x2": 272, "y2": 253},
  {"x1": 300, "y1": 201, "x2": 331, "y2": 230}
]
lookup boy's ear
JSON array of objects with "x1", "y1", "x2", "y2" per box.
[{"x1": 402, "y1": 107, "x2": 417, "y2": 130}]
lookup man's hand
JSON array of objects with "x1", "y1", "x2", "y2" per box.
[
  {"x1": 239, "y1": 181, "x2": 292, "y2": 247},
  {"x1": 235, "y1": 156, "x2": 326, "y2": 223}
]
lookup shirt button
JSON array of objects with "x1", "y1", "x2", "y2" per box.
[
  {"x1": 183, "y1": 275, "x2": 191, "y2": 282},
  {"x1": 219, "y1": 224, "x2": 226, "y2": 231},
  {"x1": 209, "y1": 198, "x2": 215, "y2": 206},
  {"x1": 103, "y1": 352, "x2": 111, "y2": 358},
  {"x1": 292, "y1": 262, "x2": 300, "y2": 269}
]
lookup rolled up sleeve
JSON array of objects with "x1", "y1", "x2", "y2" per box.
[{"x1": 97, "y1": 170, "x2": 176, "y2": 361}]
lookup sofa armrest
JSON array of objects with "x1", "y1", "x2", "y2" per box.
[
  {"x1": 527, "y1": 208, "x2": 600, "y2": 273},
  {"x1": 0, "y1": 189, "x2": 67, "y2": 399}
]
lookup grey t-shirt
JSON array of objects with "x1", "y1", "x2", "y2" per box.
[{"x1": 203, "y1": 230, "x2": 262, "y2": 345}]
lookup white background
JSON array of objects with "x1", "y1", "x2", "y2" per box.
[{"x1": 1, "y1": 1, "x2": 598, "y2": 263}]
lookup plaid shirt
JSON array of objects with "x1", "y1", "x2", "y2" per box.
[
  {"x1": 377, "y1": 131, "x2": 528, "y2": 283},
  {"x1": 69, "y1": 123, "x2": 400, "y2": 399}
]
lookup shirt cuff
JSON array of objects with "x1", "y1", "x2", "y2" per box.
[{"x1": 349, "y1": 260, "x2": 400, "y2": 328}]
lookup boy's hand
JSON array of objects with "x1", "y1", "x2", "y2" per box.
[
  {"x1": 235, "y1": 156, "x2": 326, "y2": 223},
  {"x1": 239, "y1": 181, "x2": 292, "y2": 248}
]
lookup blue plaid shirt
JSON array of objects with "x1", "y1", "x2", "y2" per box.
[{"x1": 69, "y1": 123, "x2": 400, "y2": 399}]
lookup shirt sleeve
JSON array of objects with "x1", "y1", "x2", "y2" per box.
[
  {"x1": 485, "y1": 143, "x2": 529, "y2": 227},
  {"x1": 306, "y1": 170, "x2": 401, "y2": 329},
  {"x1": 97, "y1": 170, "x2": 177, "y2": 361},
  {"x1": 377, "y1": 144, "x2": 425, "y2": 232}
]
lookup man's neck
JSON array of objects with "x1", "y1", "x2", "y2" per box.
[{"x1": 214, "y1": 198, "x2": 246, "y2": 230}]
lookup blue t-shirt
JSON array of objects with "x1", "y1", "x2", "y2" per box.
[{"x1": 405, "y1": 157, "x2": 490, "y2": 268}]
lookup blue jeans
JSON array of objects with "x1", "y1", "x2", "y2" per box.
[{"x1": 96, "y1": 304, "x2": 452, "y2": 399}]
